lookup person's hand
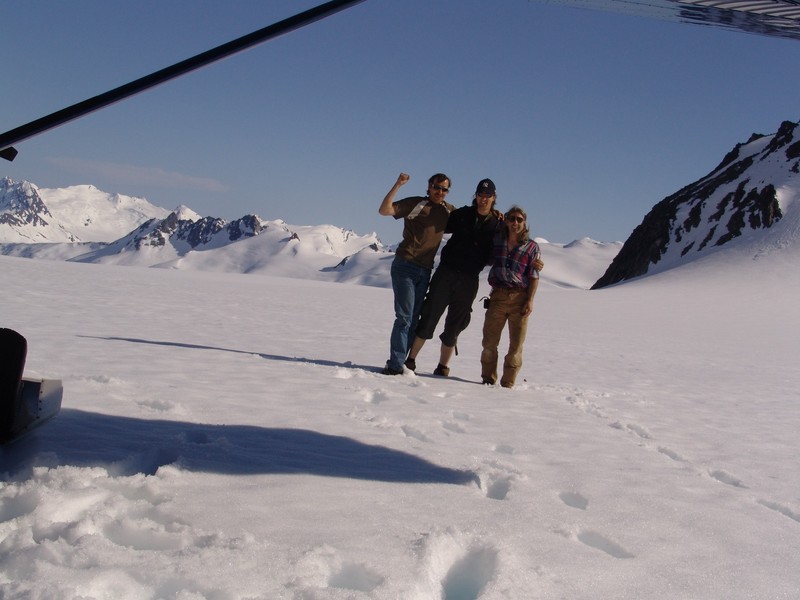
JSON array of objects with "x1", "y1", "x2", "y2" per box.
[
  {"x1": 522, "y1": 299, "x2": 534, "y2": 317},
  {"x1": 379, "y1": 173, "x2": 410, "y2": 217},
  {"x1": 534, "y1": 258, "x2": 544, "y2": 272},
  {"x1": 492, "y1": 209, "x2": 504, "y2": 220}
]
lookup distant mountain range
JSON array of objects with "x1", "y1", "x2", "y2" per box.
[
  {"x1": 2, "y1": 119, "x2": 798, "y2": 290},
  {"x1": 0, "y1": 179, "x2": 171, "y2": 243},
  {"x1": 0, "y1": 176, "x2": 616, "y2": 289},
  {"x1": 0, "y1": 177, "x2": 398, "y2": 287}
]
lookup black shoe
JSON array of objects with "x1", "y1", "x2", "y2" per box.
[
  {"x1": 404, "y1": 357, "x2": 416, "y2": 372},
  {"x1": 381, "y1": 365, "x2": 403, "y2": 376},
  {"x1": 433, "y1": 363, "x2": 450, "y2": 377},
  {"x1": 481, "y1": 377, "x2": 495, "y2": 385}
]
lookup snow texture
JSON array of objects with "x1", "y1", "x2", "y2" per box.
[{"x1": 2, "y1": 218, "x2": 799, "y2": 598}]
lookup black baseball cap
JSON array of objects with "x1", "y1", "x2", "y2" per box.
[{"x1": 476, "y1": 178, "x2": 496, "y2": 195}]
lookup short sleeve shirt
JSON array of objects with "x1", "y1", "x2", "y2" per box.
[{"x1": 393, "y1": 196, "x2": 454, "y2": 269}]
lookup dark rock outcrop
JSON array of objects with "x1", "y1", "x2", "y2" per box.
[{"x1": 592, "y1": 120, "x2": 798, "y2": 289}]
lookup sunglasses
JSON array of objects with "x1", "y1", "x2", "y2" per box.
[
  {"x1": 507, "y1": 216, "x2": 525, "y2": 224},
  {"x1": 432, "y1": 184, "x2": 450, "y2": 193}
]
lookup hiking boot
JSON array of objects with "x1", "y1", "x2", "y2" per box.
[
  {"x1": 404, "y1": 357, "x2": 417, "y2": 372},
  {"x1": 433, "y1": 363, "x2": 450, "y2": 377},
  {"x1": 481, "y1": 377, "x2": 496, "y2": 385},
  {"x1": 380, "y1": 365, "x2": 403, "y2": 376}
]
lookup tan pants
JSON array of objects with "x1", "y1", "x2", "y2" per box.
[{"x1": 480, "y1": 288, "x2": 529, "y2": 388}]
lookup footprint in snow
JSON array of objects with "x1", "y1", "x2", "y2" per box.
[
  {"x1": 483, "y1": 474, "x2": 513, "y2": 501},
  {"x1": 441, "y1": 545, "x2": 499, "y2": 600},
  {"x1": 625, "y1": 423, "x2": 652, "y2": 439},
  {"x1": 477, "y1": 463, "x2": 521, "y2": 501},
  {"x1": 492, "y1": 443, "x2": 515, "y2": 455},
  {"x1": 401, "y1": 425, "x2": 432, "y2": 443},
  {"x1": 609, "y1": 421, "x2": 652, "y2": 440},
  {"x1": 327, "y1": 562, "x2": 385, "y2": 593},
  {"x1": 708, "y1": 469, "x2": 747, "y2": 488},
  {"x1": 565, "y1": 392, "x2": 607, "y2": 418},
  {"x1": 576, "y1": 529, "x2": 635, "y2": 559},
  {"x1": 442, "y1": 410, "x2": 471, "y2": 433},
  {"x1": 553, "y1": 526, "x2": 634, "y2": 559},
  {"x1": 559, "y1": 491, "x2": 589, "y2": 511},
  {"x1": 442, "y1": 420, "x2": 466, "y2": 434},
  {"x1": 136, "y1": 396, "x2": 183, "y2": 413},
  {"x1": 290, "y1": 545, "x2": 384, "y2": 594},
  {"x1": 657, "y1": 446, "x2": 687, "y2": 462},
  {"x1": 414, "y1": 530, "x2": 499, "y2": 600},
  {"x1": 757, "y1": 500, "x2": 800, "y2": 524}
]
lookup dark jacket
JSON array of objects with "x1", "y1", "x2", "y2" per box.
[{"x1": 438, "y1": 205, "x2": 500, "y2": 276}]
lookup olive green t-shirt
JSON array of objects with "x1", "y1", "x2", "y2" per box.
[{"x1": 393, "y1": 196, "x2": 454, "y2": 269}]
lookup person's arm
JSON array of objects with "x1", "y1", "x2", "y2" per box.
[
  {"x1": 522, "y1": 247, "x2": 540, "y2": 316},
  {"x1": 378, "y1": 172, "x2": 410, "y2": 216},
  {"x1": 522, "y1": 277, "x2": 538, "y2": 317}
]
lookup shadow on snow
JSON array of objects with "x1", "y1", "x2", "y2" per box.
[
  {"x1": 0, "y1": 335, "x2": 478, "y2": 484},
  {"x1": 79, "y1": 335, "x2": 480, "y2": 383},
  {"x1": 78, "y1": 335, "x2": 380, "y2": 371},
  {"x1": 1, "y1": 409, "x2": 477, "y2": 486}
]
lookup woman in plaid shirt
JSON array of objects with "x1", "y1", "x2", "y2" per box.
[{"x1": 481, "y1": 205, "x2": 541, "y2": 388}]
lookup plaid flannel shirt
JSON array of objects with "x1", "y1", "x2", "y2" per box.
[{"x1": 487, "y1": 232, "x2": 540, "y2": 290}]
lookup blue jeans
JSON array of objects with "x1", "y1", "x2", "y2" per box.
[{"x1": 387, "y1": 257, "x2": 431, "y2": 370}]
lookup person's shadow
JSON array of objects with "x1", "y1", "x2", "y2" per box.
[{"x1": 78, "y1": 334, "x2": 382, "y2": 371}]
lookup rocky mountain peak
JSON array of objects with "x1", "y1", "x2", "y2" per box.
[
  {"x1": 0, "y1": 177, "x2": 55, "y2": 231},
  {"x1": 592, "y1": 120, "x2": 799, "y2": 289}
]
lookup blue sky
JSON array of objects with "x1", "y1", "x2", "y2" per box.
[{"x1": 2, "y1": 0, "x2": 798, "y2": 244}]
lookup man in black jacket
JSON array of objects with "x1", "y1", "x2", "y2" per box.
[{"x1": 404, "y1": 178, "x2": 502, "y2": 377}]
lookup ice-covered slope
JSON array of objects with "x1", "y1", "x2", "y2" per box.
[
  {"x1": 0, "y1": 177, "x2": 169, "y2": 243},
  {"x1": 1, "y1": 223, "x2": 798, "y2": 598},
  {"x1": 39, "y1": 184, "x2": 172, "y2": 242}
]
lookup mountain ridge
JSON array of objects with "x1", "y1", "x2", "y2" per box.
[
  {"x1": 0, "y1": 176, "x2": 615, "y2": 289},
  {"x1": 3, "y1": 119, "x2": 798, "y2": 291},
  {"x1": 592, "y1": 119, "x2": 800, "y2": 288}
]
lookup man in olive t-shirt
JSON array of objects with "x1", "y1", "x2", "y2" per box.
[{"x1": 378, "y1": 172, "x2": 454, "y2": 375}]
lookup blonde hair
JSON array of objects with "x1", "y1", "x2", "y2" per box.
[{"x1": 505, "y1": 205, "x2": 530, "y2": 244}]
